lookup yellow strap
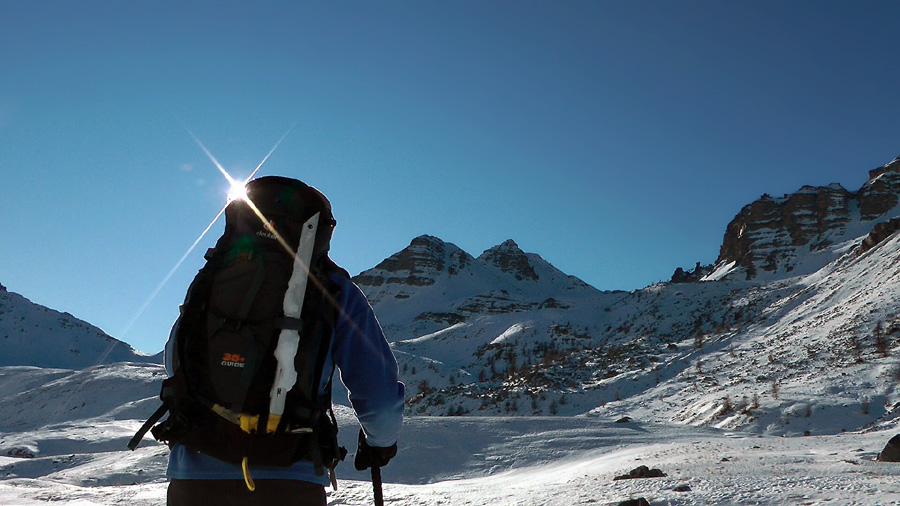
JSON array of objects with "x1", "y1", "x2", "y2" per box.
[
  {"x1": 266, "y1": 413, "x2": 281, "y2": 433},
  {"x1": 239, "y1": 413, "x2": 281, "y2": 434},
  {"x1": 240, "y1": 414, "x2": 257, "y2": 434},
  {"x1": 242, "y1": 457, "x2": 256, "y2": 492}
]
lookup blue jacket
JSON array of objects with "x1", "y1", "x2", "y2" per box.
[{"x1": 164, "y1": 270, "x2": 405, "y2": 486}]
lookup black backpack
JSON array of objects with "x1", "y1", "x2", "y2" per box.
[{"x1": 129, "y1": 176, "x2": 348, "y2": 486}]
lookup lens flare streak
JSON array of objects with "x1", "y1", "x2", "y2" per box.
[
  {"x1": 247, "y1": 122, "x2": 297, "y2": 182},
  {"x1": 186, "y1": 127, "x2": 240, "y2": 187},
  {"x1": 119, "y1": 204, "x2": 228, "y2": 340}
]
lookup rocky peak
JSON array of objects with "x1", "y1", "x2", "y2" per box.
[
  {"x1": 375, "y1": 235, "x2": 449, "y2": 274},
  {"x1": 716, "y1": 154, "x2": 900, "y2": 278},
  {"x1": 478, "y1": 239, "x2": 539, "y2": 281},
  {"x1": 353, "y1": 235, "x2": 474, "y2": 289},
  {"x1": 860, "y1": 156, "x2": 900, "y2": 220},
  {"x1": 867, "y1": 154, "x2": 900, "y2": 181}
]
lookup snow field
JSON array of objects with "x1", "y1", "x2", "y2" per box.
[{"x1": 5, "y1": 413, "x2": 900, "y2": 505}]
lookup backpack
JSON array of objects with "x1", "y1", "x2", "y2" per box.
[{"x1": 128, "y1": 176, "x2": 348, "y2": 488}]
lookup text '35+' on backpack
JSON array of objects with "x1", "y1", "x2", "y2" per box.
[{"x1": 128, "y1": 176, "x2": 349, "y2": 491}]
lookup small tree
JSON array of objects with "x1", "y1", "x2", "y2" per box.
[
  {"x1": 720, "y1": 395, "x2": 732, "y2": 415},
  {"x1": 875, "y1": 322, "x2": 890, "y2": 357},
  {"x1": 850, "y1": 335, "x2": 864, "y2": 363}
]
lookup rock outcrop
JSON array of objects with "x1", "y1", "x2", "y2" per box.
[
  {"x1": 859, "y1": 216, "x2": 900, "y2": 255},
  {"x1": 354, "y1": 235, "x2": 475, "y2": 291},
  {"x1": 477, "y1": 239, "x2": 539, "y2": 281},
  {"x1": 716, "y1": 155, "x2": 900, "y2": 278}
]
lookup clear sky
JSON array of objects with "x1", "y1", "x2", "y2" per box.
[{"x1": 2, "y1": 1, "x2": 900, "y2": 354}]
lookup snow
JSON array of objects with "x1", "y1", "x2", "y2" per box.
[
  {"x1": 490, "y1": 323, "x2": 528, "y2": 346},
  {"x1": 2, "y1": 390, "x2": 900, "y2": 505},
  {"x1": 701, "y1": 261, "x2": 736, "y2": 282}
]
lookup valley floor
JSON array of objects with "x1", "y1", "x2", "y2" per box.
[{"x1": 3, "y1": 415, "x2": 900, "y2": 506}]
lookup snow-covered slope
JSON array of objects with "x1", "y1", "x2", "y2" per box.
[
  {"x1": 384, "y1": 228, "x2": 900, "y2": 428},
  {"x1": 2, "y1": 363, "x2": 899, "y2": 506},
  {"x1": 599, "y1": 230, "x2": 900, "y2": 436},
  {"x1": 0, "y1": 285, "x2": 160, "y2": 369}
]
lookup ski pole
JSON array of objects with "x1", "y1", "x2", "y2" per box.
[{"x1": 371, "y1": 465, "x2": 384, "y2": 506}]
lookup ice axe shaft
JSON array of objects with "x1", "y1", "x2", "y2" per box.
[{"x1": 371, "y1": 466, "x2": 384, "y2": 506}]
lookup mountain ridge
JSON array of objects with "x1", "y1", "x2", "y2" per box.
[
  {"x1": 712, "y1": 154, "x2": 900, "y2": 280},
  {"x1": 0, "y1": 288, "x2": 160, "y2": 370}
]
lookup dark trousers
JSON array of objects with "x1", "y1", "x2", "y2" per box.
[{"x1": 167, "y1": 479, "x2": 326, "y2": 506}]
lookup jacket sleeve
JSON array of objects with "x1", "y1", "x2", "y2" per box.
[{"x1": 330, "y1": 277, "x2": 405, "y2": 448}]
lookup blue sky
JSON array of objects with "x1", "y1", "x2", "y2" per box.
[{"x1": 2, "y1": 1, "x2": 900, "y2": 354}]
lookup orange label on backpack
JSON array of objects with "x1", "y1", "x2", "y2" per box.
[{"x1": 221, "y1": 353, "x2": 247, "y2": 368}]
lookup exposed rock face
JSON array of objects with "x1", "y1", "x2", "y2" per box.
[
  {"x1": 354, "y1": 235, "x2": 475, "y2": 290},
  {"x1": 716, "y1": 156, "x2": 900, "y2": 278},
  {"x1": 859, "y1": 216, "x2": 900, "y2": 255},
  {"x1": 671, "y1": 262, "x2": 714, "y2": 283},
  {"x1": 477, "y1": 239, "x2": 539, "y2": 281},
  {"x1": 861, "y1": 156, "x2": 900, "y2": 219}
]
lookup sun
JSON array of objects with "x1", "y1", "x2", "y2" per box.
[{"x1": 227, "y1": 180, "x2": 248, "y2": 203}]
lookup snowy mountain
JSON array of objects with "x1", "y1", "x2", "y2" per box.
[
  {"x1": 350, "y1": 155, "x2": 900, "y2": 436},
  {"x1": 350, "y1": 236, "x2": 625, "y2": 415},
  {"x1": 0, "y1": 284, "x2": 160, "y2": 369}
]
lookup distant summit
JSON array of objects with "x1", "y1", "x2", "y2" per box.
[
  {"x1": 352, "y1": 235, "x2": 609, "y2": 344},
  {"x1": 355, "y1": 235, "x2": 474, "y2": 293},
  {"x1": 478, "y1": 239, "x2": 539, "y2": 281}
]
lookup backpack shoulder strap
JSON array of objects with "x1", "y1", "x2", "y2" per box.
[{"x1": 127, "y1": 403, "x2": 168, "y2": 451}]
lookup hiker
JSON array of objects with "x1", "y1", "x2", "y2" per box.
[{"x1": 131, "y1": 177, "x2": 404, "y2": 506}]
